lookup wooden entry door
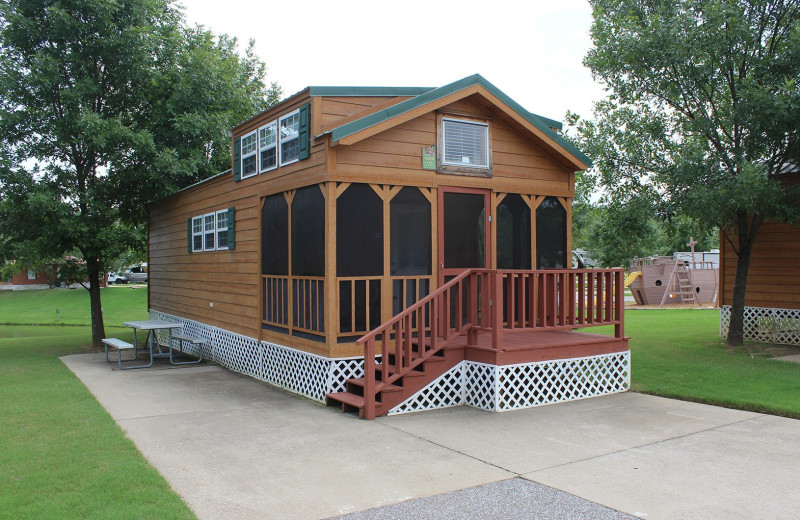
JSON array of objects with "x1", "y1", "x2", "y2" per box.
[{"x1": 438, "y1": 187, "x2": 491, "y2": 285}]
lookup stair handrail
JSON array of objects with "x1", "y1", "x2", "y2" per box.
[{"x1": 357, "y1": 268, "x2": 477, "y2": 419}]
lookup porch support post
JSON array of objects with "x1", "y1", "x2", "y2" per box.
[
  {"x1": 491, "y1": 270, "x2": 504, "y2": 351},
  {"x1": 324, "y1": 182, "x2": 337, "y2": 347}
]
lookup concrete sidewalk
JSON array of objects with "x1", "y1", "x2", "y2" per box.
[{"x1": 62, "y1": 353, "x2": 800, "y2": 520}]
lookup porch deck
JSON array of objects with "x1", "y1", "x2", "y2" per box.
[{"x1": 447, "y1": 328, "x2": 629, "y2": 365}]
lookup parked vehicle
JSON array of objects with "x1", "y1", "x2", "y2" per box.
[
  {"x1": 125, "y1": 264, "x2": 148, "y2": 283},
  {"x1": 107, "y1": 272, "x2": 128, "y2": 284}
]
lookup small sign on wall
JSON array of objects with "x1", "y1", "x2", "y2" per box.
[{"x1": 421, "y1": 145, "x2": 436, "y2": 170}]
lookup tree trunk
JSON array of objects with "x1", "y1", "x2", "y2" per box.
[
  {"x1": 726, "y1": 212, "x2": 760, "y2": 347},
  {"x1": 86, "y1": 256, "x2": 106, "y2": 348},
  {"x1": 726, "y1": 247, "x2": 752, "y2": 346}
]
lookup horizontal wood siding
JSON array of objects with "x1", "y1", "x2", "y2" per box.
[
  {"x1": 150, "y1": 92, "x2": 329, "y2": 342},
  {"x1": 721, "y1": 220, "x2": 800, "y2": 309},
  {"x1": 333, "y1": 96, "x2": 574, "y2": 195}
]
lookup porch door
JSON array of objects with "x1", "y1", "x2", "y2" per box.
[{"x1": 438, "y1": 187, "x2": 491, "y2": 285}]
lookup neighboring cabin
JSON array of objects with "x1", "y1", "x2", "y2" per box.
[
  {"x1": 0, "y1": 267, "x2": 56, "y2": 290},
  {"x1": 148, "y1": 75, "x2": 629, "y2": 418},
  {"x1": 719, "y1": 170, "x2": 800, "y2": 344}
]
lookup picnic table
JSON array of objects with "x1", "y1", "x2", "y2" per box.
[{"x1": 102, "y1": 320, "x2": 204, "y2": 369}]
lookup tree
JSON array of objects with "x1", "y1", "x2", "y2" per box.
[
  {"x1": 0, "y1": 0, "x2": 280, "y2": 347},
  {"x1": 581, "y1": 0, "x2": 800, "y2": 345}
]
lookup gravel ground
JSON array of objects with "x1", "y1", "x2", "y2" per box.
[{"x1": 327, "y1": 478, "x2": 638, "y2": 520}]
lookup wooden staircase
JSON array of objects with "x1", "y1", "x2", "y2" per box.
[{"x1": 327, "y1": 270, "x2": 476, "y2": 419}]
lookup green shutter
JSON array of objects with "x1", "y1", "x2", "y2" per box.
[
  {"x1": 233, "y1": 137, "x2": 241, "y2": 181},
  {"x1": 298, "y1": 103, "x2": 310, "y2": 161},
  {"x1": 187, "y1": 218, "x2": 193, "y2": 253},
  {"x1": 227, "y1": 207, "x2": 236, "y2": 250}
]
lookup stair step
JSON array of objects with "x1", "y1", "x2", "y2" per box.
[
  {"x1": 347, "y1": 378, "x2": 404, "y2": 392},
  {"x1": 327, "y1": 391, "x2": 364, "y2": 408}
]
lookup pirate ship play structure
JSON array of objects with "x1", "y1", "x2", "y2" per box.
[{"x1": 626, "y1": 241, "x2": 719, "y2": 307}]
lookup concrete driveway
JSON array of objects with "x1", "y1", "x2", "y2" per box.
[{"x1": 62, "y1": 353, "x2": 800, "y2": 520}]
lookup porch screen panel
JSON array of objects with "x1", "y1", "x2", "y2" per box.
[
  {"x1": 536, "y1": 196, "x2": 567, "y2": 269},
  {"x1": 497, "y1": 194, "x2": 532, "y2": 270},
  {"x1": 262, "y1": 194, "x2": 289, "y2": 327},
  {"x1": 262, "y1": 194, "x2": 288, "y2": 275},
  {"x1": 390, "y1": 187, "x2": 431, "y2": 275},
  {"x1": 292, "y1": 186, "x2": 325, "y2": 276},
  {"x1": 291, "y1": 185, "x2": 325, "y2": 336},
  {"x1": 391, "y1": 187, "x2": 432, "y2": 316},
  {"x1": 337, "y1": 183, "x2": 382, "y2": 335}
]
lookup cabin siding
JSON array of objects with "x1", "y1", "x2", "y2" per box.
[
  {"x1": 721, "y1": 220, "x2": 800, "y2": 310},
  {"x1": 150, "y1": 86, "x2": 580, "y2": 358}
]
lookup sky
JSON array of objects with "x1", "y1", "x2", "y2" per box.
[{"x1": 178, "y1": 0, "x2": 607, "y2": 124}]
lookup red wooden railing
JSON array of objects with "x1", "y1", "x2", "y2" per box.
[{"x1": 356, "y1": 268, "x2": 624, "y2": 419}]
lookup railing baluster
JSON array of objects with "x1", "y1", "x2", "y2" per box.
[{"x1": 381, "y1": 331, "x2": 389, "y2": 383}]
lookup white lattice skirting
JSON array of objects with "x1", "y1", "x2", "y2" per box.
[
  {"x1": 150, "y1": 310, "x2": 630, "y2": 414},
  {"x1": 149, "y1": 310, "x2": 365, "y2": 402},
  {"x1": 389, "y1": 352, "x2": 631, "y2": 415},
  {"x1": 720, "y1": 305, "x2": 800, "y2": 345}
]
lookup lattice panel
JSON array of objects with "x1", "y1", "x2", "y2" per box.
[
  {"x1": 327, "y1": 358, "x2": 366, "y2": 394},
  {"x1": 720, "y1": 306, "x2": 800, "y2": 345},
  {"x1": 214, "y1": 328, "x2": 262, "y2": 379},
  {"x1": 389, "y1": 362, "x2": 466, "y2": 415},
  {"x1": 261, "y1": 341, "x2": 329, "y2": 401},
  {"x1": 463, "y1": 362, "x2": 497, "y2": 411},
  {"x1": 496, "y1": 352, "x2": 630, "y2": 411}
]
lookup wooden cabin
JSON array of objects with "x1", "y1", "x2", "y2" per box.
[
  {"x1": 148, "y1": 75, "x2": 629, "y2": 418},
  {"x1": 719, "y1": 170, "x2": 800, "y2": 345}
]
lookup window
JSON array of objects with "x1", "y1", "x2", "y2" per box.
[
  {"x1": 240, "y1": 131, "x2": 257, "y2": 178},
  {"x1": 27, "y1": 269, "x2": 36, "y2": 280},
  {"x1": 279, "y1": 110, "x2": 300, "y2": 165},
  {"x1": 192, "y1": 216, "x2": 203, "y2": 252},
  {"x1": 259, "y1": 121, "x2": 277, "y2": 172},
  {"x1": 216, "y1": 210, "x2": 229, "y2": 250},
  {"x1": 203, "y1": 213, "x2": 216, "y2": 251},
  {"x1": 188, "y1": 208, "x2": 234, "y2": 253},
  {"x1": 442, "y1": 118, "x2": 489, "y2": 168}
]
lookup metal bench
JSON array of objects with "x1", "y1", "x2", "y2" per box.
[
  {"x1": 102, "y1": 338, "x2": 153, "y2": 370},
  {"x1": 168, "y1": 332, "x2": 205, "y2": 365}
]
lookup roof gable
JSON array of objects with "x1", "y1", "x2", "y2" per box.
[{"x1": 323, "y1": 74, "x2": 590, "y2": 170}]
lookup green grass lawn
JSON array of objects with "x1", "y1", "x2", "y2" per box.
[
  {"x1": 0, "y1": 285, "x2": 149, "y2": 327},
  {"x1": 624, "y1": 308, "x2": 800, "y2": 418},
  {"x1": 0, "y1": 326, "x2": 196, "y2": 519},
  {"x1": 1, "y1": 288, "x2": 799, "y2": 518}
]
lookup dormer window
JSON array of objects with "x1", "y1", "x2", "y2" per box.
[
  {"x1": 259, "y1": 121, "x2": 277, "y2": 173},
  {"x1": 442, "y1": 118, "x2": 489, "y2": 168},
  {"x1": 280, "y1": 110, "x2": 301, "y2": 165},
  {"x1": 240, "y1": 131, "x2": 257, "y2": 178}
]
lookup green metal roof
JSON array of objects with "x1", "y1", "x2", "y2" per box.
[
  {"x1": 326, "y1": 74, "x2": 589, "y2": 168},
  {"x1": 308, "y1": 86, "x2": 435, "y2": 97}
]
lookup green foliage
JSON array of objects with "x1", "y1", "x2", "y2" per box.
[
  {"x1": 0, "y1": 0, "x2": 279, "y2": 344},
  {"x1": 576, "y1": 0, "x2": 800, "y2": 344},
  {"x1": 0, "y1": 326, "x2": 196, "y2": 519}
]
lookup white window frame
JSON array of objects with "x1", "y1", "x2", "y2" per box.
[
  {"x1": 216, "y1": 209, "x2": 229, "y2": 251},
  {"x1": 27, "y1": 269, "x2": 36, "y2": 280},
  {"x1": 192, "y1": 216, "x2": 203, "y2": 253},
  {"x1": 240, "y1": 130, "x2": 258, "y2": 179},
  {"x1": 279, "y1": 109, "x2": 301, "y2": 167},
  {"x1": 441, "y1": 117, "x2": 490, "y2": 169},
  {"x1": 203, "y1": 213, "x2": 216, "y2": 251},
  {"x1": 258, "y1": 120, "x2": 278, "y2": 173}
]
